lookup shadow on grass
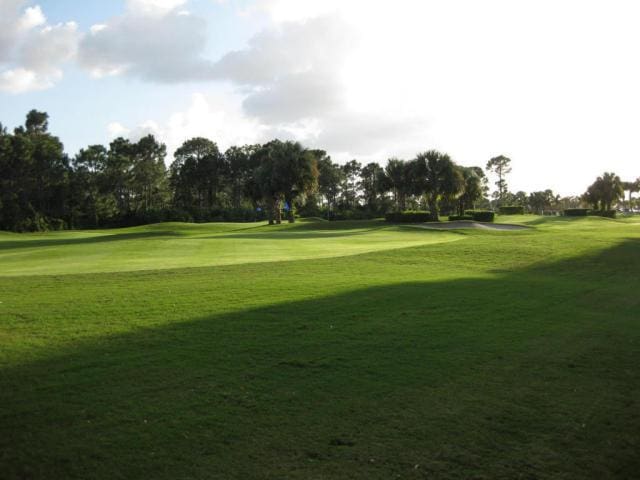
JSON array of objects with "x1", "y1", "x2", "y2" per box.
[{"x1": 1, "y1": 240, "x2": 639, "y2": 479}]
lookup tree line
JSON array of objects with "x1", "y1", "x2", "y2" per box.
[{"x1": 0, "y1": 110, "x2": 637, "y2": 231}]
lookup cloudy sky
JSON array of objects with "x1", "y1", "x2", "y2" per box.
[{"x1": 1, "y1": 0, "x2": 639, "y2": 195}]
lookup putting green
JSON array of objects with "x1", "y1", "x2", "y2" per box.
[{"x1": 0, "y1": 220, "x2": 462, "y2": 276}]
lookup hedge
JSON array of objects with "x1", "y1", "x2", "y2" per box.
[
  {"x1": 385, "y1": 211, "x2": 431, "y2": 223},
  {"x1": 590, "y1": 210, "x2": 617, "y2": 218},
  {"x1": 329, "y1": 210, "x2": 379, "y2": 221},
  {"x1": 564, "y1": 208, "x2": 589, "y2": 216},
  {"x1": 499, "y1": 205, "x2": 525, "y2": 215},
  {"x1": 464, "y1": 210, "x2": 495, "y2": 222},
  {"x1": 448, "y1": 215, "x2": 473, "y2": 221}
]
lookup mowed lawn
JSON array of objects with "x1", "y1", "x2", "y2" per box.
[{"x1": 1, "y1": 217, "x2": 639, "y2": 479}]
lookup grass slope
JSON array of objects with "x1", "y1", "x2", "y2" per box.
[
  {"x1": 1, "y1": 217, "x2": 639, "y2": 479},
  {"x1": 0, "y1": 220, "x2": 460, "y2": 276}
]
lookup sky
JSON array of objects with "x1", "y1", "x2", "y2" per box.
[{"x1": 1, "y1": 0, "x2": 639, "y2": 196}]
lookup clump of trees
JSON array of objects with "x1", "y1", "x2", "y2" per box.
[
  {"x1": 0, "y1": 111, "x2": 489, "y2": 231},
  {"x1": 1, "y1": 110, "x2": 637, "y2": 232},
  {"x1": 582, "y1": 172, "x2": 624, "y2": 212}
]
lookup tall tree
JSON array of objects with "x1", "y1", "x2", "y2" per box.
[
  {"x1": 413, "y1": 150, "x2": 464, "y2": 221},
  {"x1": 621, "y1": 179, "x2": 640, "y2": 211},
  {"x1": 385, "y1": 158, "x2": 411, "y2": 211},
  {"x1": 339, "y1": 160, "x2": 362, "y2": 209},
  {"x1": 254, "y1": 140, "x2": 319, "y2": 224},
  {"x1": 316, "y1": 154, "x2": 344, "y2": 217},
  {"x1": 70, "y1": 145, "x2": 116, "y2": 227},
  {"x1": 528, "y1": 189, "x2": 558, "y2": 214},
  {"x1": 25, "y1": 110, "x2": 49, "y2": 134},
  {"x1": 131, "y1": 135, "x2": 168, "y2": 212},
  {"x1": 584, "y1": 172, "x2": 624, "y2": 211},
  {"x1": 457, "y1": 166, "x2": 487, "y2": 214},
  {"x1": 225, "y1": 145, "x2": 260, "y2": 209},
  {"x1": 486, "y1": 155, "x2": 512, "y2": 206},
  {"x1": 105, "y1": 137, "x2": 135, "y2": 214},
  {"x1": 359, "y1": 162, "x2": 389, "y2": 212},
  {"x1": 172, "y1": 138, "x2": 226, "y2": 210},
  {"x1": 0, "y1": 110, "x2": 69, "y2": 231}
]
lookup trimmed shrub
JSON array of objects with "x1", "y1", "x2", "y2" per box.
[
  {"x1": 564, "y1": 208, "x2": 589, "y2": 217},
  {"x1": 590, "y1": 210, "x2": 617, "y2": 218},
  {"x1": 448, "y1": 215, "x2": 473, "y2": 221},
  {"x1": 330, "y1": 210, "x2": 379, "y2": 221},
  {"x1": 48, "y1": 218, "x2": 67, "y2": 231},
  {"x1": 385, "y1": 210, "x2": 431, "y2": 223},
  {"x1": 499, "y1": 205, "x2": 525, "y2": 215},
  {"x1": 465, "y1": 210, "x2": 495, "y2": 222}
]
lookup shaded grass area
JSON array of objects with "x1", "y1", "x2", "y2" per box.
[{"x1": 1, "y1": 218, "x2": 639, "y2": 479}]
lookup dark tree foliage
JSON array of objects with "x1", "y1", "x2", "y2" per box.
[
  {"x1": 252, "y1": 140, "x2": 318, "y2": 224},
  {"x1": 0, "y1": 111, "x2": 68, "y2": 231},
  {"x1": 583, "y1": 172, "x2": 624, "y2": 211},
  {"x1": 360, "y1": 162, "x2": 391, "y2": 212},
  {"x1": 171, "y1": 137, "x2": 226, "y2": 211},
  {"x1": 385, "y1": 158, "x2": 413, "y2": 211},
  {"x1": 339, "y1": 160, "x2": 362, "y2": 209},
  {"x1": 528, "y1": 190, "x2": 559, "y2": 214},
  {"x1": 225, "y1": 144, "x2": 260, "y2": 209},
  {"x1": 12, "y1": 109, "x2": 631, "y2": 231},
  {"x1": 412, "y1": 150, "x2": 464, "y2": 221},
  {"x1": 486, "y1": 154, "x2": 512, "y2": 205},
  {"x1": 315, "y1": 152, "x2": 344, "y2": 218},
  {"x1": 456, "y1": 166, "x2": 487, "y2": 214}
]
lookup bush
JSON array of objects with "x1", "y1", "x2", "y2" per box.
[
  {"x1": 385, "y1": 210, "x2": 431, "y2": 223},
  {"x1": 331, "y1": 210, "x2": 379, "y2": 221},
  {"x1": 164, "y1": 209, "x2": 194, "y2": 223},
  {"x1": 590, "y1": 210, "x2": 617, "y2": 218},
  {"x1": 564, "y1": 208, "x2": 589, "y2": 216},
  {"x1": 465, "y1": 210, "x2": 495, "y2": 222},
  {"x1": 48, "y1": 218, "x2": 67, "y2": 231},
  {"x1": 15, "y1": 213, "x2": 60, "y2": 232},
  {"x1": 499, "y1": 205, "x2": 525, "y2": 215},
  {"x1": 448, "y1": 215, "x2": 473, "y2": 221}
]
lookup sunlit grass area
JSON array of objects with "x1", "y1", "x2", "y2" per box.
[
  {"x1": 1, "y1": 216, "x2": 639, "y2": 479},
  {"x1": 0, "y1": 220, "x2": 461, "y2": 276}
]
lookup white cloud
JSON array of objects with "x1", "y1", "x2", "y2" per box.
[
  {"x1": 0, "y1": 67, "x2": 58, "y2": 94},
  {"x1": 78, "y1": 4, "x2": 214, "y2": 82},
  {"x1": 108, "y1": 92, "x2": 267, "y2": 158},
  {"x1": 206, "y1": 10, "x2": 430, "y2": 162},
  {"x1": 92, "y1": 5, "x2": 437, "y2": 164},
  {"x1": 4, "y1": 0, "x2": 640, "y2": 194},
  {"x1": 127, "y1": 0, "x2": 188, "y2": 15},
  {"x1": 0, "y1": 1, "x2": 79, "y2": 93},
  {"x1": 17, "y1": 5, "x2": 46, "y2": 31},
  {"x1": 222, "y1": 0, "x2": 640, "y2": 194},
  {"x1": 107, "y1": 122, "x2": 130, "y2": 138}
]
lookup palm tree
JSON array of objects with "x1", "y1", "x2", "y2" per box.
[
  {"x1": 622, "y1": 179, "x2": 640, "y2": 211},
  {"x1": 457, "y1": 166, "x2": 487, "y2": 214},
  {"x1": 413, "y1": 150, "x2": 464, "y2": 221},
  {"x1": 385, "y1": 158, "x2": 412, "y2": 211},
  {"x1": 254, "y1": 140, "x2": 319, "y2": 224},
  {"x1": 585, "y1": 172, "x2": 624, "y2": 211}
]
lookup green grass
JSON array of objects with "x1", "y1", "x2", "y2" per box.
[
  {"x1": 1, "y1": 216, "x2": 639, "y2": 479},
  {"x1": 0, "y1": 220, "x2": 460, "y2": 276}
]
